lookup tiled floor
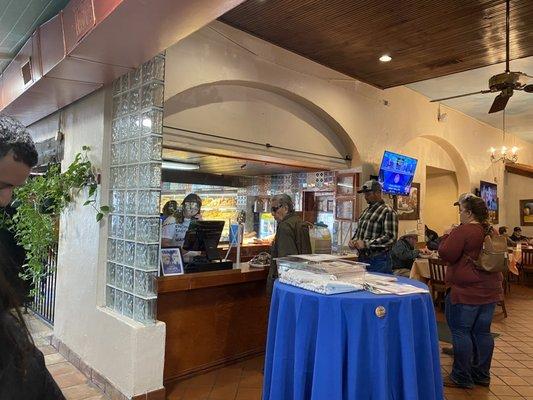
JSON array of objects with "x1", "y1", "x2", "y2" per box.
[
  {"x1": 167, "y1": 282, "x2": 533, "y2": 400},
  {"x1": 26, "y1": 314, "x2": 106, "y2": 400},
  {"x1": 166, "y1": 356, "x2": 264, "y2": 400}
]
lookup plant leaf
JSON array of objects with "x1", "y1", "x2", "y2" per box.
[
  {"x1": 96, "y1": 213, "x2": 104, "y2": 222},
  {"x1": 100, "y1": 205, "x2": 110, "y2": 213}
]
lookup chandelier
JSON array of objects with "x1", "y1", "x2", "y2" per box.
[{"x1": 490, "y1": 110, "x2": 518, "y2": 164}]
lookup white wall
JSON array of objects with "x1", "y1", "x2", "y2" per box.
[
  {"x1": 504, "y1": 173, "x2": 533, "y2": 237},
  {"x1": 164, "y1": 22, "x2": 533, "y2": 230},
  {"x1": 28, "y1": 88, "x2": 165, "y2": 398}
]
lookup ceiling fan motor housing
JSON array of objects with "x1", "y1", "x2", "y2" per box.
[{"x1": 489, "y1": 71, "x2": 526, "y2": 91}]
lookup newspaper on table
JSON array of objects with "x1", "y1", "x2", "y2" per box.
[{"x1": 276, "y1": 255, "x2": 429, "y2": 296}]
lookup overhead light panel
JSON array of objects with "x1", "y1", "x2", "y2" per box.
[
  {"x1": 379, "y1": 54, "x2": 392, "y2": 62},
  {"x1": 162, "y1": 160, "x2": 200, "y2": 170}
]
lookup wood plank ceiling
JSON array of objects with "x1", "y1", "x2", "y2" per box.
[{"x1": 220, "y1": 0, "x2": 533, "y2": 88}]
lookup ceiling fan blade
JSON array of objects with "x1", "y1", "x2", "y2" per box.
[
  {"x1": 523, "y1": 84, "x2": 533, "y2": 93},
  {"x1": 430, "y1": 90, "x2": 492, "y2": 102},
  {"x1": 488, "y1": 92, "x2": 511, "y2": 113}
]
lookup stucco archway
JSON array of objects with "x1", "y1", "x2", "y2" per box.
[{"x1": 164, "y1": 80, "x2": 360, "y2": 165}]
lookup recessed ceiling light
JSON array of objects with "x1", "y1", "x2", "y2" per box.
[{"x1": 379, "y1": 54, "x2": 392, "y2": 62}]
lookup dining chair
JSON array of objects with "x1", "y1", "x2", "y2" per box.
[{"x1": 428, "y1": 258, "x2": 447, "y2": 309}]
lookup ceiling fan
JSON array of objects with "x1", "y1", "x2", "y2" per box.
[{"x1": 430, "y1": 0, "x2": 533, "y2": 113}]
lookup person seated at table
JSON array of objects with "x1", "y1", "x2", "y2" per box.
[
  {"x1": 425, "y1": 225, "x2": 440, "y2": 251},
  {"x1": 438, "y1": 193, "x2": 503, "y2": 389},
  {"x1": 267, "y1": 194, "x2": 312, "y2": 295},
  {"x1": 391, "y1": 229, "x2": 431, "y2": 277},
  {"x1": 509, "y1": 227, "x2": 530, "y2": 244},
  {"x1": 498, "y1": 226, "x2": 516, "y2": 247}
]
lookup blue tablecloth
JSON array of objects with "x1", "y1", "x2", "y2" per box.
[{"x1": 263, "y1": 278, "x2": 443, "y2": 400}]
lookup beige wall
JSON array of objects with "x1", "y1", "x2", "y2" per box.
[
  {"x1": 164, "y1": 22, "x2": 533, "y2": 231},
  {"x1": 504, "y1": 173, "x2": 533, "y2": 237},
  {"x1": 28, "y1": 88, "x2": 165, "y2": 398},
  {"x1": 425, "y1": 169, "x2": 459, "y2": 236}
]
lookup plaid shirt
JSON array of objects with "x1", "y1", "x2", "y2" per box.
[{"x1": 352, "y1": 200, "x2": 398, "y2": 251}]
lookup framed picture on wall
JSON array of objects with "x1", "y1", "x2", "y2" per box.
[
  {"x1": 394, "y1": 182, "x2": 420, "y2": 220},
  {"x1": 335, "y1": 198, "x2": 354, "y2": 221},
  {"x1": 520, "y1": 199, "x2": 533, "y2": 226},
  {"x1": 336, "y1": 174, "x2": 355, "y2": 196},
  {"x1": 160, "y1": 247, "x2": 184, "y2": 276}
]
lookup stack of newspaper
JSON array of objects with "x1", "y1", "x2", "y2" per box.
[{"x1": 276, "y1": 255, "x2": 429, "y2": 296}]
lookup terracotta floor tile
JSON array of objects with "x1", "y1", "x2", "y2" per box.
[
  {"x1": 208, "y1": 382, "x2": 239, "y2": 400},
  {"x1": 54, "y1": 370, "x2": 88, "y2": 389},
  {"x1": 45, "y1": 352, "x2": 68, "y2": 365},
  {"x1": 47, "y1": 361, "x2": 79, "y2": 377},
  {"x1": 489, "y1": 385, "x2": 519, "y2": 396},
  {"x1": 491, "y1": 367, "x2": 518, "y2": 377},
  {"x1": 500, "y1": 375, "x2": 530, "y2": 386},
  {"x1": 181, "y1": 385, "x2": 212, "y2": 400},
  {"x1": 186, "y1": 371, "x2": 218, "y2": 388},
  {"x1": 235, "y1": 388, "x2": 262, "y2": 400},
  {"x1": 513, "y1": 386, "x2": 533, "y2": 397},
  {"x1": 238, "y1": 371, "x2": 263, "y2": 389},
  {"x1": 61, "y1": 383, "x2": 102, "y2": 399},
  {"x1": 513, "y1": 367, "x2": 533, "y2": 377}
]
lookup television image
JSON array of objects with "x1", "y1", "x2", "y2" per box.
[
  {"x1": 378, "y1": 151, "x2": 418, "y2": 196},
  {"x1": 480, "y1": 181, "x2": 498, "y2": 223}
]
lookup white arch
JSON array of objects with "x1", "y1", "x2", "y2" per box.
[{"x1": 164, "y1": 80, "x2": 360, "y2": 165}]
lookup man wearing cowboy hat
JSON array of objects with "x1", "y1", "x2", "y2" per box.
[{"x1": 391, "y1": 229, "x2": 431, "y2": 277}]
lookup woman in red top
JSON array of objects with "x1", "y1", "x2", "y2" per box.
[{"x1": 438, "y1": 194, "x2": 503, "y2": 389}]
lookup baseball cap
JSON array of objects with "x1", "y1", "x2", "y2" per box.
[
  {"x1": 357, "y1": 180, "x2": 382, "y2": 193},
  {"x1": 453, "y1": 192, "x2": 477, "y2": 206}
]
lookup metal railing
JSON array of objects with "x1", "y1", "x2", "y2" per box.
[{"x1": 30, "y1": 242, "x2": 58, "y2": 325}]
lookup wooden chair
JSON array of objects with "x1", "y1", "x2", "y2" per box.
[
  {"x1": 428, "y1": 258, "x2": 447, "y2": 309},
  {"x1": 520, "y1": 249, "x2": 533, "y2": 282}
]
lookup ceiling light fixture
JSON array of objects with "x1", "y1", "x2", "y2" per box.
[
  {"x1": 162, "y1": 160, "x2": 200, "y2": 171},
  {"x1": 379, "y1": 54, "x2": 392, "y2": 62},
  {"x1": 489, "y1": 110, "x2": 518, "y2": 164}
]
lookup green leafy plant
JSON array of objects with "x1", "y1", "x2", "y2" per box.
[{"x1": 0, "y1": 146, "x2": 108, "y2": 283}]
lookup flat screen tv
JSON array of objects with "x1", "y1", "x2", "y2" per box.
[
  {"x1": 378, "y1": 151, "x2": 418, "y2": 196},
  {"x1": 480, "y1": 180, "x2": 498, "y2": 223}
]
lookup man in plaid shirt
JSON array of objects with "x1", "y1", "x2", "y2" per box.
[{"x1": 349, "y1": 180, "x2": 398, "y2": 273}]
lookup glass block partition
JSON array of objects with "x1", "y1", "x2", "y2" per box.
[{"x1": 106, "y1": 54, "x2": 165, "y2": 323}]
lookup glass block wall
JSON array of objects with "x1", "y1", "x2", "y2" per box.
[{"x1": 106, "y1": 54, "x2": 165, "y2": 323}]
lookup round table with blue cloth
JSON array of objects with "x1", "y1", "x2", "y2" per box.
[{"x1": 263, "y1": 277, "x2": 443, "y2": 400}]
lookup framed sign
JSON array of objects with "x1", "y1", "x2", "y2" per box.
[
  {"x1": 520, "y1": 199, "x2": 533, "y2": 226},
  {"x1": 160, "y1": 247, "x2": 184, "y2": 276},
  {"x1": 336, "y1": 174, "x2": 355, "y2": 196},
  {"x1": 335, "y1": 198, "x2": 354, "y2": 221},
  {"x1": 394, "y1": 182, "x2": 420, "y2": 220}
]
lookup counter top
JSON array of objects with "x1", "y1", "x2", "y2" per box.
[{"x1": 157, "y1": 263, "x2": 268, "y2": 294}]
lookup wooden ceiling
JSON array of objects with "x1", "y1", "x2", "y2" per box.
[{"x1": 220, "y1": 0, "x2": 533, "y2": 88}]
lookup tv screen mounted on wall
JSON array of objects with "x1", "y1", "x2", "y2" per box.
[{"x1": 378, "y1": 151, "x2": 418, "y2": 196}]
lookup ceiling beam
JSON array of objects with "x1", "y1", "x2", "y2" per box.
[{"x1": 505, "y1": 162, "x2": 533, "y2": 179}]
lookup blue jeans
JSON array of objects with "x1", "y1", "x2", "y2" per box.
[
  {"x1": 359, "y1": 251, "x2": 392, "y2": 274},
  {"x1": 445, "y1": 294, "x2": 496, "y2": 386}
]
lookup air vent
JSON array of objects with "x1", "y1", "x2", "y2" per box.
[{"x1": 21, "y1": 59, "x2": 33, "y2": 85}]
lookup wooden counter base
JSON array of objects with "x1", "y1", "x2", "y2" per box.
[{"x1": 157, "y1": 266, "x2": 269, "y2": 383}]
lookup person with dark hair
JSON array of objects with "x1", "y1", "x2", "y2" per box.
[
  {"x1": 161, "y1": 194, "x2": 202, "y2": 248},
  {"x1": 498, "y1": 226, "x2": 516, "y2": 247},
  {"x1": 425, "y1": 225, "x2": 441, "y2": 251},
  {"x1": 509, "y1": 227, "x2": 530, "y2": 244},
  {"x1": 438, "y1": 193, "x2": 503, "y2": 389},
  {"x1": 348, "y1": 180, "x2": 398, "y2": 273},
  {"x1": 0, "y1": 114, "x2": 65, "y2": 399},
  {"x1": 267, "y1": 194, "x2": 312, "y2": 294}
]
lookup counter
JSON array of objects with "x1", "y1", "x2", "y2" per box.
[{"x1": 157, "y1": 263, "x2": 269, "y2": 383}]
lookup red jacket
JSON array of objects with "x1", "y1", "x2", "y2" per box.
[{"x1": 438, "y1": 223, "x2": 503, "y2": 305}]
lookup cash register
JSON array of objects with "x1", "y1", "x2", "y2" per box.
[{"x1": 182, "y1": 220, "x2": 234, "y2": 273}]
